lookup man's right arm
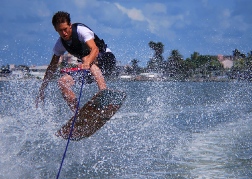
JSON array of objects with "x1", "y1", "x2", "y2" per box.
[
  {"x1": 42, "y1": 54, "x2": 60, "y2": 84},
  {"x1": 35, "y1": 54, "x2": 60, "y2": 107}
]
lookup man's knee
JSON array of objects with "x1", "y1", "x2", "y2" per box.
[{"x1": 58, "y1": 75, "x2": 74, "y2": 88}]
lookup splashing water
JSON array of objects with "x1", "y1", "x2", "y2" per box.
[{"x1": 1, "y1": 80, "x2": 252, "y2": 178}]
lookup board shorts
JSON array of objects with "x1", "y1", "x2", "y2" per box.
[
  {"x1": 97, "y1": 52, "x2": 116, "y2": 77},
  {"x1": 60, "y1": 52, "x2": 116, "y2": 84}
]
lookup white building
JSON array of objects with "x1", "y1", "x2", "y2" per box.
[
  {"x1": 11, "y1": 70, "x2": 24, "y2": 79},
  {"x1": 217, "y1": 55, "x2": 234, "y2": 69},
  {"x1": 139, "y1": 72, "x2": 163, "y2": 78},
  {"x1": 29, "y1": 65, "x2": 48, "y2": 79}
]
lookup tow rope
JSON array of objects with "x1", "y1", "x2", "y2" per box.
[{"x1": 56, "y1": 70, "x2": 88, "y2": 179}]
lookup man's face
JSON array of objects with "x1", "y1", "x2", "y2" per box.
[{"x1": 55, "y1": 22, "x2": 72, "y2": 41}]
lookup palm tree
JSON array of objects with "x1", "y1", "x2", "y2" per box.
[
  {"x1": 191, "y1": 51, "x2": 200, "y2": 61},
  {"x1": 147, "y1": 41, "x2": 165, "y2": 72},
  {"x1": 166, "y1": 50, "x2": 184, "y2": 77},
  {"x1": 131, "y1": 59, "x2": 141, "y2": 75},
  {"x1": 233, "y1": 49, "x2": 246, "y2": 59}
]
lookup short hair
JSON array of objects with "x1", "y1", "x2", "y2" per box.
[{"x1": 52, "y1": 11, "x2": 71, "y2": 28}]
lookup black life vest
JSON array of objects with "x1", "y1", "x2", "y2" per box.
[{"x1": 61, "y1": 23, "x2": 107, "y2": 59}]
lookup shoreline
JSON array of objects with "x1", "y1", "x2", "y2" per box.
[{"x1": 0, "y1": 76, "x2": 247, "y2": 83}]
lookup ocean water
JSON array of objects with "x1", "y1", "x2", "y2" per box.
[{"x1": 0, "y1": 80, "x2": 252, "y2": 179}]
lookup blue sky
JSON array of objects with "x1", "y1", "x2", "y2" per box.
[{"x1": 0, "y1": 0, "x2": 251, "y2": 67}]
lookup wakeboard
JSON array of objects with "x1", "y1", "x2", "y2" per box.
[{"x1": 56, "y1": 89, "x2": 126, "y2": 141}]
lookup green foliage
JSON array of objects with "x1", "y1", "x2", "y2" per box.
[
  {"x1": 125, "y1": 42, "x2": 251, "y2": 81},
  {"x1": 147, "y1": 41, "x2": 165, "y2": 72},
  {"x1": 125, "y1": 59, "x2": 143, "y2": 75},
  {"x1": 166, "y1": 50, "x2": 183, "y2": 73}
]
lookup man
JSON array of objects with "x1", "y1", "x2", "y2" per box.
[{"x1": 35, "y1": 11, "x2": 116, "y2": 112}]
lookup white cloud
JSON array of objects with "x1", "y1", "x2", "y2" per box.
[
  {"x1": 114, "y1": 3, "x2": 166, "y2": 34},
  {"x1": 219, "y1": 9, "x2": 231, "y2": 29},
  {"x1": 219, "y1": 8, "x2": 248, "y2": 32},
  {"x1": 115, "y1": 3, "x2": 145, "y2": 21},
  {"x1": 73, "y1": 0, "x2": 88, "y2": 8},
  {"x1": 145, "y1": 3, "x2": 166, "y2": 14}
]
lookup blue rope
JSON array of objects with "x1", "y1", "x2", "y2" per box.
[{"x1": 56, "y1": 70, "x2": 88, "y2": 179}]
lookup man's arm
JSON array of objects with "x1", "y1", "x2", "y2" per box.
[
  {"x1": 81, "y1": 39, "x2": 99, "y2": 69},
  {"x1": 35, "y1": 54, "x2": 60, "y2": 107},
  {"x1": 80, "y1": 39, "x2": 106, "y2": 90}
]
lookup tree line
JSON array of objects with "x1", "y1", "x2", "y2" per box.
[
  {"x1": 2, "y1": 41, "x2": 252, "y2": 81},
  {"x1": 125, "y1": 41, "x2": 252, "y2": 81}
]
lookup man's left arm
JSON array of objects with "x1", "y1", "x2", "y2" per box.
[
  {"x1": 81, "y1": 39, "x2": 106, "y2": 90},
  {"x1": 81, "y1": 39, "x2": 99, "y2": 70}
]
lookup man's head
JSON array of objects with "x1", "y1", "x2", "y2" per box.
[{"x1": 52, "y1": 11, "x2": 72, "y2": 41}]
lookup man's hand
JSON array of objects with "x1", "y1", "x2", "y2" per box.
[
  {"x1": 81, "y1": 39, "x2": 99, "y2": 70},
  {"x1": 81, "y1": 61, "x2": 90, "y2": 70},
  {"x1": 79, "y1": 56, "x2": 91, "y2": 70}
]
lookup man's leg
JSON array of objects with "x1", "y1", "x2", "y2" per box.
[
  {"x1": 58, "y1": 74, "x2": 77, "y2": 112},
  {"x1": 90, "y1": 64, "x2": 107, "y2": 90}
]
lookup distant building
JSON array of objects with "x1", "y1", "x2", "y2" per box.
[
  {"x1": 119, "y1": 74, "x2": 133, "y2": 80},
  {"x1": 11, "y1": 70, "x2": 24, "y2": 79},
  {"x1": 217, "y1": 55, "x2": 234, "y2": 69},
  {"x1": 29, "y1": 65, "x2": 48, "y2": 79},
  {"x1": 139, "y1": 72, "x2": 163, "y2": 78},
  {"x1": 9, "y1": 64, "x2": 15, "y2": 71}
]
